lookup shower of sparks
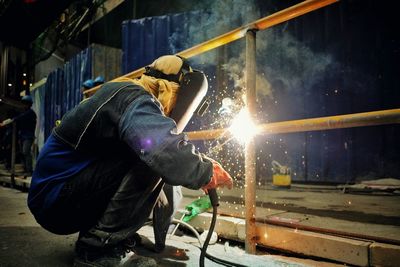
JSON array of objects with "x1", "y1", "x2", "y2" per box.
[{"x1": 229, "y1": 108, "x2": 259, "y2": 144}]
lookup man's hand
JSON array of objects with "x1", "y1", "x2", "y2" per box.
[{"x1": 202, "y1": 159, "x2": 233, "y2": 193}]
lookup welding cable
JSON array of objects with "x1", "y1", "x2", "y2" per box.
[
  {"x1": 201, "y1": 189, "x2": 247, "y2": 267},
  {"x1": 171, "y1": 218, "x2": 202, "y2": 243},
  {"x1": 145, "y1": 197, "x2": 247, "y2": 266},
  {"x1": 171, "y1": 190, "x2": 247, "y2": 267},
  {"x1": 199, "y1": 205, "x2": 217, "y2": 267},
  {"x1": 200, "y1": 206, "x2": 248, "y2": 267},
  {"x1": 171, "y1": 215, "x2": 247, "y2": 267}
]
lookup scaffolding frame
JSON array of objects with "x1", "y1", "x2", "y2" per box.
[{"x1": 83, "y1": 0, "x2": 400, "y2": 253}]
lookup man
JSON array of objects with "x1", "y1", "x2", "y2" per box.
[
  {"x1": 27, "y1": 55, "x2": 233, "y2": 267},
  {"x1": 0, "y1": 95, "x2": 37, "y2": 176}
]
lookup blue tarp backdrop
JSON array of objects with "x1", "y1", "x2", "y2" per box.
[
  {"x1": 31, "y1": 80, "x2": 46, "y2": 153},
  {"x1": 122, "y1": 12, "x2": 196, "y2": 74},
  {"x1": 41, "y1": 47, "x2": 92, "y2": 142}
]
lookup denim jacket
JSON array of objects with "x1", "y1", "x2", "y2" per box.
[{"x1": 53, "y1": 81, "x2": 212, "y2": 190}]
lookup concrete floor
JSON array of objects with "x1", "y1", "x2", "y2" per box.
[
  {"x1": 0, "y1": 185, "x2": 344, "y2": 267},
  {"x1": 179, "y1": 184, "x2": 400, "y2": 266},
  {"x1": 1, "y1": 163, "x2": 399, "y2": 266}
]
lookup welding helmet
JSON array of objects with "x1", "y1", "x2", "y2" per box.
[
  {"x1": 169, "y1": 69, "x2": 208, "y2": 132},
  {"x1": 144, "y1": 55, "x2": 192, "y2": 85},
  {"x1": 144, "y1": 55, "x2": 208, "y2": 132}
]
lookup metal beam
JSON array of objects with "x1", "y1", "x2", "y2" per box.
[
  {"x1": 245, "y1": 30, "x2": 257, "y2": 254},
  {"x1": 186, "y1": 109, "x2": 400, "y2": 141},
  {"x1": 10, "y1": 122, "x2": 17, "y2": 188},
  {"x1": 81, "y1": 0, "x2": 125, "y2": 32}
]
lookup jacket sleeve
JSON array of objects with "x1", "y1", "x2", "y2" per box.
[
  {"x1": 118, "y1": 94, "x2": 212, "y2": 190},
  {"x1": 13, "y1": 109, "x2": 30, "y2": 121}
]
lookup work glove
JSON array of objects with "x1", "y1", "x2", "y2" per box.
[{"x1": 202, "y1": 158, "x2": 233, "y2": 193}]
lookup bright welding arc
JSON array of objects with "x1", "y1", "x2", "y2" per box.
[{"x1": 229, "y1": 107, "x2": 259, "y2": 144}]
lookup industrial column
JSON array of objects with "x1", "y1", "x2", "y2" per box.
[
  {"x1": 10, "y1": 122, "x2": 17, "y2": 188},
  {"x1": 0, "y1": 46, "x2": 9, "y2": 97},
  {"x1": 245, "y1": 29, "x2": 257, "y2": 254}
]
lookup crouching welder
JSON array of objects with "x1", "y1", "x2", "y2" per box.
[{"x1": 27, "y1": 55, "x2": 233, "y2": 267}]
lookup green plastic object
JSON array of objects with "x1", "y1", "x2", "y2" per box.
[{"x1": 183, "y1": 196, "x2": 212, "y2": 222}]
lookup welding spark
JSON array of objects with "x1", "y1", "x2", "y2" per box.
[{"x1": 229, "y1": 108, "x2": 259, "y2": 144}]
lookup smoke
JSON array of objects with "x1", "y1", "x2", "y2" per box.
[
  {"x1": 187, "y1": 0, "x2": 260, "y2": 43},
  {"x1": 220, "y1": 30, "x2": 334, "y2": 102},
  {"x1": 168, "y1": 0, "x2": 334, "y2": 101},
  {"x1": 260, "y1": 30, "x2": 334, "y2": 93},
  {"x1": 169, "y1": 0, "x2": 262, "y2": 64}
]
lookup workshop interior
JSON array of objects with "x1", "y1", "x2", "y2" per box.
[{"x1": 0, "y1": 0, "x2": 399, "y2": 267}]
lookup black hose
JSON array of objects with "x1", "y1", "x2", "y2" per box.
[
  {"x1": 199, "y1": 189, "x2": 248, "y2": 267},
  {"x1": 199, "y1": 204, "x2": 217, "y2": 267}
]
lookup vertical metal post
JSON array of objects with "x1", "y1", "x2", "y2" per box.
[
  {"x1": 245, "y1": 29, "x2": 257, "y2": 254},
  {"x1": 0, "y1": 46, "x2": 9, "y2": 97},
  {"x1": 217, "y1": 46, "x2": 227, "y2": 94},
  {"x1": 10, "y1": 122, "x2": 17, "y2": 188}
]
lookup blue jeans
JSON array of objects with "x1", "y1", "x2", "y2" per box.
[{"x1": 39, "y1": 155, "x2": 177, "y2": 249}]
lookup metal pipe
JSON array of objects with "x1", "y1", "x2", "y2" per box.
[
  {"x1": 258, "y1": 108, "x2": 400, "y2": 134},
  {"x1": 10, "y1": 122, "x2": 17, "y2": 188},
  {"x1": 186, "y1": 109, "x2": 400, "y2": 141},
  {"x1": 245, "y1": 30, "x2": 257, "y2": 254},
  {"x1": 83, "y1": 0, "x2": 338, "y2": 97},
  {"x1": 0, "y1": 46, "x2": 9, "y2": 97}
]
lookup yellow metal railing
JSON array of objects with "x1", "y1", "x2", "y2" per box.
[{"x1": 187, "y1": 109, "x2": 400, "y2": 140}]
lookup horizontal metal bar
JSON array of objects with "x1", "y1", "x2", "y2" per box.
[{"x1": 186, "y1": 109, "x2": 400, "y2": 140}]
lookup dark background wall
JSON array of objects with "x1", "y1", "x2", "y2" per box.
[{"x1": 254, "y1": 0, "x2": 400, "y2": 182}]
